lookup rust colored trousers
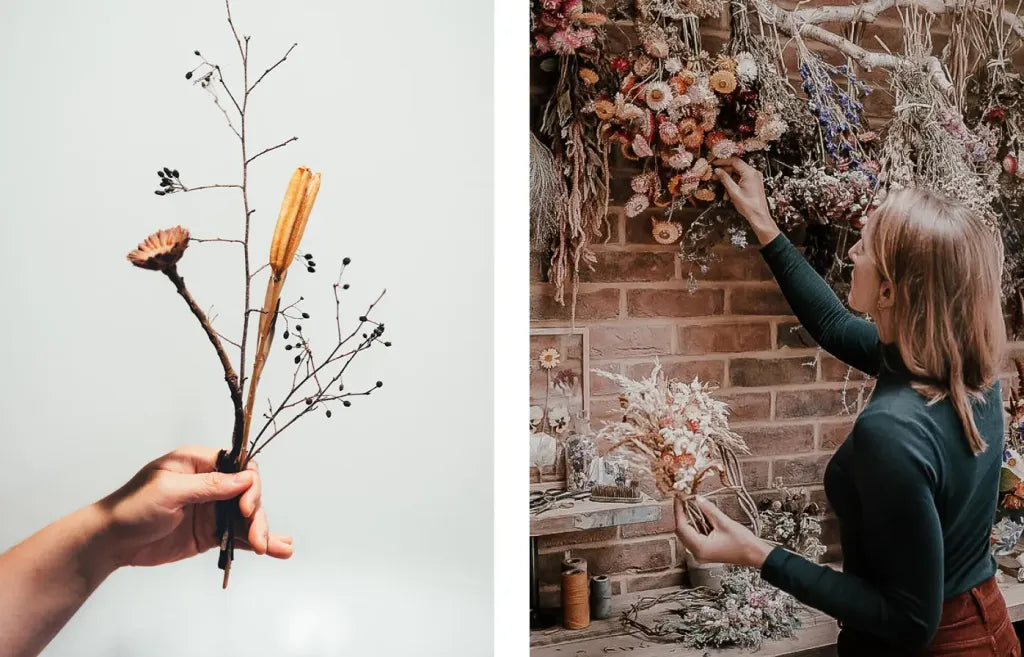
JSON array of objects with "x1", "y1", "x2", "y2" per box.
[{"x1": 836, "y1": 577, "x2": 1021, "y2": 656}]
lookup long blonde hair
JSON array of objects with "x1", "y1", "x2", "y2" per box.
[{"x1": 868, "y1": 188, "x2": 1006, "y2": 455}]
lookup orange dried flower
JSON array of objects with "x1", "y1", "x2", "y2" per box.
[
  {"x1": 709, "y1": 70, "x2": 738, "y2": 95},
  {"x1": 127, "y1": 226, "x2": 190, "y2": 271}
]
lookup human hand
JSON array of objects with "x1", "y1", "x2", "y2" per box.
[
  {"x1": 674, "y1": 495, "x2": 771, "y2": 569},
  {"x1": 95, "y1": 445, "x2": 293, "y2": 568},
  {"x1": 712, "y1": 157, "x2": 780, "y2": 246}
]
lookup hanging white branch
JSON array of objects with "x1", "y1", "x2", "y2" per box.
[
  {"x1": 792, "y1": 0, "x2": 1024, "y2": 39},
  {"x1": 750, "y1": 0, "x2": 957, "y2": 94}
]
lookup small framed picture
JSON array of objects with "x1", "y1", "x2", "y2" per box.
[{"x1": 529, "y1": 327, "x2": 590, "y2": 482}]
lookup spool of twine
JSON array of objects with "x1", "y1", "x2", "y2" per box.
[
  {"x1": 561, "y1": 568, "x2": 590, "y2": 629},
  {"x1": 562, "y1": 556, "x2": 587, "y2": 573},
  {"x1": 590, "y1": 574, "x2": 612, "y2": 620}
]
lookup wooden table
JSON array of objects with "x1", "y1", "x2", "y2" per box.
[{"x1": 530, "y1": 577, "x2": 1024, "y2": 657}]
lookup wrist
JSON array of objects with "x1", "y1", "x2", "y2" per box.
[
  {"x1": 743, "y1": 538, "x2": 773, "y2": 569},
  {"x1": 753, "y1": 221, "x2": 781, "y2": 247},
  {"x1": 73, "y1": 503, "x2": 122, "y2": 586}
]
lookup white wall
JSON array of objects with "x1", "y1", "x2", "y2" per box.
[{"x1": 0, "y1": 1, "x2": 493, "y2": 655}]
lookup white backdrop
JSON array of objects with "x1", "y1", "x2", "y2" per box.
[{"x1": 0, "y1": 1, "x2": 493, "y2": 655}]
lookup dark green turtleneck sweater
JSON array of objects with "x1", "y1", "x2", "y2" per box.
[{"x1": 756, "y1": 232, "x2": 1005, "y2": 651}]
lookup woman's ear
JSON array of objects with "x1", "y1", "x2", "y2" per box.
[{"x1": 877, "y1": 281, "x2": 895, "y2": 310}]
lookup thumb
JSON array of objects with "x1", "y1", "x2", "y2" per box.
[
  {"x1": 714, "y1": 168, "x2": 742, "y2": 199},
  {"x1": 164, "y1": 470, "x2": 254, "y2": 506},
  {"x1": 695, "y1": 495, "x2": 726, "y2": 529}
]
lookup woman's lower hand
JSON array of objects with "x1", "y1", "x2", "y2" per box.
[
  {"x1": 712, "y1": 157, "x2": 781, "y2": 247},
  {"x1": 95, "y1": 445, "x2": 294, "y2": 568},
  {"x1": 674, "y1": 495, "x2": 772, "y2": 569}
]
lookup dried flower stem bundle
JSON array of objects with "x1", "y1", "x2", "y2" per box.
[
  {"x1": 126, "y1": 1, "x2": 388, "y2": 588},
  {"x1": 594, "y1": 361, "x2": 761, "y2": 536}
]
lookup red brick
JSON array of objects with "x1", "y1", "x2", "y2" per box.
[
  {"x1": 776, "y1": 388, "x2": 854, "y2": 419},
  {"x1": 626, "y1": 359, "x2": 726, "y2": 387},
  {"x1": 590, "y1": 325, "x2": 673, "y2": 359},
  {"x1": 621, "y1": 501, "x2": 675, "y2": 538},
  {"x1": 730, "y1": 357, "x2": 816, "y2": 387},
  {"x1": 777, "y1": 322, "x2": 816, "y2": 349},
  {"x1": 739, "y1": 459, "x2": 771, "y2": 491},
  {"x1": 738, "y1": 424, "x2": 815, "y2": 456},
  {"x1": 582, "y1": 251, "x2": 676, "y2": 283},
  {"x1": 687, "y1": 248, "x2": 773, "y2": 281},
  {"x1": 625, "y1": 568, "x2": 685, "y2": 593},
  {"x1": 718, "y1": 391, "x2": 772, "y2": 422},
  {"x1": 821, "y1": 420, "x2": 855, "y2": 450},
  {"x1": 678, "y1": 322, "x2": 771, "y2": 355},
  {"x1": 590, "y1": 397, "x2": 626, "y2": 426},
  {"x1": 821, "y1": 355, "x2": 869, "y2": 381},
  {"x1": 590, "y1": 363, "x2": 623, "y2": 396},
  {"x1": 627, "y1": 288, "x2": 724, "y2": 318},
  {"x1": 537, "y1": 526, "x2": 618, "y2": 550},
  {"x1": 729, "y1": 287, "x2": 793, "y2": 315},
  {"x1": 537, "y1": 539, "x2": 674, "y2": 579},
  {"x1": 530, "y1": 286, "x2": 620, "y2": 321},
  {"x1": 773, "y1": 454, "x2": 831, "y2": 486}
]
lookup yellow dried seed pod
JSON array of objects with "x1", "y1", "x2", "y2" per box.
[
  {"x1": 283, "y1": 172, "x2": 321, "y2": 266},
  {"x1": 269, "y1": 167, "x2": 311, "y2": 274}
]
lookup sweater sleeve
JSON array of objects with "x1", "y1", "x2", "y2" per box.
[
  {"x1": 759, "y1": 232, "x2": 881, "y2": 376},
  {"x1": 759, "y1": 413, "x2": 944, "y2": 650}
]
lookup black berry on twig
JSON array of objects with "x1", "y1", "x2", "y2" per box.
[
  {"x1": 301, "y1": 312, "x2": 309, "y2": 319},
  {"x1": 343, "y1": 400, "x2": 352, "y2": 407},
  {"x1": 342, "y1": 257, "x2": 351, "y2": 265}
]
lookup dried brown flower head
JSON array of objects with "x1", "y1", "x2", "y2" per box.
[{"x1": 127, "y1": 226, "x2": 190, "y2": 271}]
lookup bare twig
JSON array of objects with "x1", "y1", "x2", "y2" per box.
[
  {"x1": 182, "y1": 183, "x2": 243, "y2": 192},
  {"x1": 248, "y1": 43, "x2": 298, "y2": 94},
  {"x1": 246, "y1": 136, "x2": 298, "y2": 165},
  {"x1": 190, "y1": 237, "x2": 246, "y2": 246}
]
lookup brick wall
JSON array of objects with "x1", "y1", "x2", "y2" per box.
[{"x1": 530, "y1": 8, "x2": 1024, "y2": 606}]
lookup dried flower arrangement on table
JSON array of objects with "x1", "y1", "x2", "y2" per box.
[
  {"x1": 593, "y1": 360, "x2": 761, "y2": 536},
  {"x1": 127, "y1": 1, "x2": 389, "y2": 587},
  {"x1": 623, "y1": 566, "x2": 803, "y2": 650}
]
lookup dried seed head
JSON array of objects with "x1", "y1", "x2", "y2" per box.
[{"x1": 127, "y1": 226, "x2": 190, "y2": 271}]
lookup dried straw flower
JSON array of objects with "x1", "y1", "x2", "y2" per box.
[
  {"x1": 709, "y1": 70, "x2": 737, "y2": 95},
  {"x1": 127, "y1": 226, "x2": 190, "y2": 271},
  {"x1": 666, "y1": 148, "x2": 694, "y2": 170},
  {"x1": 594, "y1": 99, "x2": 616, "y2": 120},
  {"x1": 645, "y1": 82, "x2": 673, "y2": 111},
  {"x1": 625, "y1": 193, "x2": 651, "y2": 217},
  {"x1": 634, "y1": 54, "x2": 656, "y2": 77},
  {"x1": 579, "y1": 68, "x2": 599, "y2": 85},
  {"x1": 694, "y1": 187, "x2": 716, "y2": 202}
]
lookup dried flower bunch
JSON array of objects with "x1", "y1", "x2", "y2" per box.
[
  {"x1": 594, "y1": 360, "x2": 760, "y2": 535},
  {"x1": 597, "y1": 41, "x2": 787, "y2": 222},
  {"x1": 767, "y1": 165, "x2": 877, "y2": 232},
  {"x1": 623, "y1": 566, "x2": 802, "y2": 649},
  {"x1": 530, "y1": 0, "x2": 612, "y2": 323},
  {"x1": 757, "y1": 478, "x2": 827, "y2": 562},
  {"x1": 126, "y1": 1, "x2": 388, "y2": 587}
]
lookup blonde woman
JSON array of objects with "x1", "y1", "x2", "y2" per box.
[{"x1": 674, "y1": 157, "x2": 1021, "y2": 656}]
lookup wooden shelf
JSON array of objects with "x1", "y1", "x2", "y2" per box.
[
  {"x1": 530, "y1": 576, "x2": 1024, "y2": 657},
  {"x1": 530, "y1": 483, "x2": 664, "y2": 537}
]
